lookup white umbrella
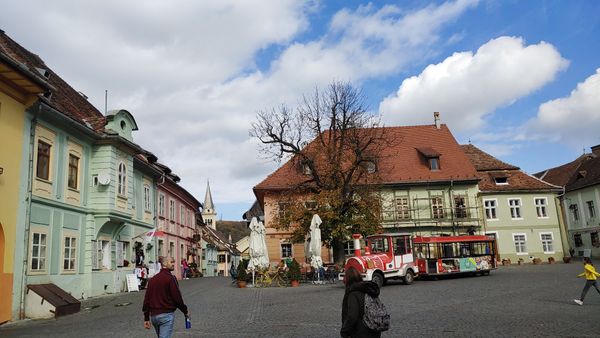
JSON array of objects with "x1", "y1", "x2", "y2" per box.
[
  {"x1": 257, "y1": 221, "x2": 270, "y2": 268},
  {"x1": 309, "y1": 214, "x2": 323, "y2": 270},
  {"x1": 248, "y1": 217, "x2": 268, "y2": 271}
]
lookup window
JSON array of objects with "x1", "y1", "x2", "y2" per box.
[
  {"x1": 67, "y1": 154, "x2": 79, "y2": 189},
  {"x1": 301, "y1": 163, "x2": 312, "y2": 175},
  {"x1": 36, "y1": 140, "x2": 51, "y2": 180},
  {"x1": 180, "y1": 206, "x2": 185, "y2": 225},
  {"x1": 281, "y1": 243, "x2": 292, "y2": 258},
  {"x1": 206, "y1": 219, "x2": 213, "y2": 226},
  {"x1": 513, "y1": 234, "x2": 527, "y2": 254},
  {"x1": 180, "y1": 244, "x2": 185, "y2": 261},
  {"x1": 159, "y1": 194, "x2": 165, "y2": 216},
  {"x1": 540, "y1": 233, "x2": 554, "y2": 253},
  {"x1": 494, "y1": 177, "x2": 508, "y2": 185},
  {"x1": 63, "y1": 236, "x2": 77, "y2": 271},
  {"x1": 454, "y1": 196, "x2": 467, "y2": 218},
  {"x1": 587, "y1": 201, "x2": 596, "y2": 218},
  {"x1": 484, "y1": 200, "x2": 497, "y2": 220},
  {"x1": 370, "y1": 237, "x2": 389, "y2": 254},
  {"x1": 571, "y1": 204, "x2": 579, "y2": 221},
  {"x1": 394, "y1": 237, "x2": 411, "y2": 255},
  {"x1": 509, "y1": 199, "x2": 521, "y2": 219},
  {"x1": 429, "y1": 157, "x2": 440, "y2": 170},
  {"x1": 169, "y1": 200, "x2": 176, "y2": 220},
  {"x1": 365, "y1": 161, "x2": 377, "y2": 174},
  {"x1": 117, "y1": 162, "x2": 127, "y2": 196},
  {"x1": 169, "y1": 242, "x2": 175, "y2": 258},
  {"x1": 591, "y1": 232, "x2": 599, "y2": 248},
  {"x1": 574, "y1": 234, "x2": 583, "y2": 247},
  {"x1": 431, "y1": 196, "x2": 444, "y2": 219},
  {"x1": 116, "y1": 241, "x2": 129, "y2": 267},
  {"x1": 158, "y1": 240, "x2": 164, "y2": 256},
  {"x1": 144, "y1": 185, "x2": 151, "y2": 211},
  {"x1": 535, "y1": 198, "x2": 548, "y2": 218},
  {"x1": 92, "y1": 240, "x2": 111, "y2": 270},
  {"x1": 31, "y1": 232, "x2": 47, "y2": 271},
  {"x1": 218, "y1": 254, "x2": 226, "y2": 263},
  {"x1": 395, "y1": 197, "x2": 410, "y2": 220},
  {"x1": 344, "y1": 241, "x2": 354, "y2": 256}
]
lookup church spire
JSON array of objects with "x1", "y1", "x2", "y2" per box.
[{"x1": 204, "y1": 180, "x2": 215, "y2": 212}]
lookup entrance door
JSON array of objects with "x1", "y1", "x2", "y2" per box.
[{"x1": 486, "y1": 232, "x2": 499, "y2": 261}]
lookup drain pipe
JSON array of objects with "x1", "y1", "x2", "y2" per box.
[{"x1": 19, "y1": 103, "x2": 42, "y2": 319}]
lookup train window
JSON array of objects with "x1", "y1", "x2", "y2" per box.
[
  {"x1": 370, "y1": 238, "x2": 389, "y2": 254},
  {"x1": 394, "y1": 237, "x2": 407, "y2": 255}
]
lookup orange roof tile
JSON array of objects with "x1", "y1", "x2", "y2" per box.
[{"x1": 254, "y1": 124, "x2": 479, "y2": 192}]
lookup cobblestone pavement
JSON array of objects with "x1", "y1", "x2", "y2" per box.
[{"x1": 1, "y1": 261, "x2": 599, "y2": 337}]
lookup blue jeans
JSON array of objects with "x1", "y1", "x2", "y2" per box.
[{"x1": 151, "y1": 312, "x2": 174, "y2": 338}]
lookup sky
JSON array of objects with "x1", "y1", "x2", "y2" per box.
[{"x1": 2, "y1": 0, "x2": 600, "y2": 220}]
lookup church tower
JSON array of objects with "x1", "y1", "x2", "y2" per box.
[{"x1": 202, "y1": 180, "x2": 217, "y2": 229}]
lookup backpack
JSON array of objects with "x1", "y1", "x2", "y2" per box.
[{"x1": 363, "y1": 293, "x2": 390, "y2": 332}]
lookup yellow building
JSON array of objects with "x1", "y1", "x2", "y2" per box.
[{"x1": 0, "y1": 42, "x2": 51, "y2": 323}]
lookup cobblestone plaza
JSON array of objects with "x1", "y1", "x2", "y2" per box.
[{"x1": 1, "y1": 262, "x2": 599, "y2": 338}]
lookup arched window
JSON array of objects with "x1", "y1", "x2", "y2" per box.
[{"x1": 118, "y1": 162, "x2": 127, "y2": 196}]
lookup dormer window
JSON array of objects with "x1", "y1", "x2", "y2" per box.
[
  {"x1": 120, "y1": 120, "x2": 126, "y2": 130},
  {"x1": 491, "y1": 172, "x2": 509, "y2": 185},
  {"x1": 429, "y1": 158, "x2": 440, "y2": 170},
  {"x1": 416, "y1": 147, "x2": 441, "y2": 171},
  {"x1": 365, "y1": 161, "x2": 377, "y2": 174},
  {"x1": 301, "y1": 162, "x2": 312, "y2": 175}
]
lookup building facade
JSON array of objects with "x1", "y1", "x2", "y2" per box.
[
  {"x1": 0, "y1": 38, "x2": 51, "y2": 323},
  {"x1": 462, "y1": 144, "x2": 565, "y2": 263},
  {"x1": 254, "y1": 123, "x2": 482, "y2": 264}
]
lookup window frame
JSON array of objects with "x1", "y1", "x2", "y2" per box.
[
  {"x1": 143, "y1": 184, "x2": 151, "y2": 211},
  {"x1": 483, "y1": 199, "x2": 498, "y2": 220},
  {"x1": 30, "y1": 230, "x2": 49, "y2": 274},
  {"x1": 534, "y1": 197, "x2": 548, "y2": 219},
  {"x1": 395, "y1": 196, "x2": 410, "y2": 220},
  {"x1": 512, "y1": 233, "x2": 528, "y2": 255},
  {"x1": 62, "y1": 234, "x2": 78, "y2": 273},
  {"x1": 429, "y1": 157, "x2": 440, "y2": 171},
  {"x1": 117, "y1": 162, "x2": 127, "y2": 196},
  {"x1": 431, "y1": 196, "x2": 444, "y2": 219},
  {"x1": 508, "y1": 198, "x2": 523, "y2": 220},
  {"x1": 36, "y1": 140, "x2": 52, "y2": 181},
  {"x1": 67, "y1": 153, "x2": 80, "y2": 190},
  {"x1": 587, "y1": 200, "x2": 596, "y2": 219},
  {"x1": 158, "y1": 193, "x2": 165, "y2": 217},
  {"x1": 539, "y1": 232, "x2": 555, "y2": 254},
  {"x1": 571, "y1": 204, "x2": 580, "y2": 221},
  {"x1": 169, "y1": 200, "x2": 176, "y2": 221},
  {"x1": 281, "y1": 243, "x2": 293, "y2": 258}
]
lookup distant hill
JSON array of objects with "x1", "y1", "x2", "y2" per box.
[{"x1": 216, "y1": 220, "x2": 250, "y2": 243}]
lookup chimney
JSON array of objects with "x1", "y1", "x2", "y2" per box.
[
  {"x1": 352, "y1": 234, "x2": 362, "y2": 257},
  {"x1": 591, "y1": 144, "x2": 600, "y2": 156},
  {"x1": 434, "y1": 112, "x2": 440, "y2": 129}
]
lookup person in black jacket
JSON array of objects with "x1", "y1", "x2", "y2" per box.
[{"x1": 341, "y1": 266, "x2": 381, "y2": 338}]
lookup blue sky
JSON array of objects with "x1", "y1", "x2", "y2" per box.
[{"x1": 2, "y1": 1, "x2": 599, "y2": 220}]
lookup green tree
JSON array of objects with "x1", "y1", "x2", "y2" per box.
[{"x1": 251, "y1": 81, "x2": 393, "y2": 263}]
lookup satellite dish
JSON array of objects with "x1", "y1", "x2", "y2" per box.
[{"x1": 98, "y1": 173, "x2": 111, "y2": 185}]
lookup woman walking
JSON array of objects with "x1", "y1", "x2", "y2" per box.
[
  {"x1": 341, "y1": 267, "x2": 381, "y2": 338},
  {"x1": 574, "y1": 257, "x2": 600, "y2": 305}
]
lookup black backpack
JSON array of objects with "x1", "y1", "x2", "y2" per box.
[{"x1": 363, "y1": 293, "x2": 390, "y2": 332}]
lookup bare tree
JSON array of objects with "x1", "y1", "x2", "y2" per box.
[{"x1": 251, "y1": 81, "x2": 392, "y2": 263}]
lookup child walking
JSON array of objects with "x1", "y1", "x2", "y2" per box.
[{"x1": 574, "y1": 257, "x2": 600, "y2": 305}]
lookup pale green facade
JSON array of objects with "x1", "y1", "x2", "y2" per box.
[
  {"x1": 563, "y1": 185, "x2": 600, "y2": 258},
  {"x1": 482, "y1": 192, "x2": 564, "y2": 263},
  {"x1": 379, "y1": 181, "x2": 483, "y2": 235}
]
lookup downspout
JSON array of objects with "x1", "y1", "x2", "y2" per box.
[
  {"x1": 448, "y1": 180, "x2": 455, "y2": 235},
  {"x1": 555, "y1": 187, "x2": 570, "y2": 258},
  {"x1": 19, "y1": 104, "x2": 41, "y2": 319}
]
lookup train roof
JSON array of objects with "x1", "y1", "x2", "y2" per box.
[{"x1": 412, "y1": 235, "x2": 493, "y2": 243}]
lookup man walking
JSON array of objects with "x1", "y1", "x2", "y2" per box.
[{"x1": 143, "y1": 256, "x2": 189, "y2": 337}]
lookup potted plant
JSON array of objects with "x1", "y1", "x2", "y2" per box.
[
  {"x1": 236, "y1": 261, "x2": 248, "y2": 288},
  {"x1": 288, "y1": 258, "x2": 301, "y2": 287},
  {"x1": 563, "y1": 256, "x2": 572, "y2": 263}
]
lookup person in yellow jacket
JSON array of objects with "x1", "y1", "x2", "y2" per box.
[{"x1": 574, "y1": 257, "x2": 600, "y2": 305}]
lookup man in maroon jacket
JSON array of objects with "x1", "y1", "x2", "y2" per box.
[{"x1": 143, "y1": 256, "x2": 189, "y2": 337}]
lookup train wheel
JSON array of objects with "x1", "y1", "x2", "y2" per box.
[
  {"x1": 372, "y1": 272, "x2": 384, "y2": 288},
  {"x1": 402, "y1": 270, "x2": 414, "y2": 285}
]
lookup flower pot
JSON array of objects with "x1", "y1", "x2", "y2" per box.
[
  {"x1": 237, "y1": 281, "x2": 247, "y2": 288},
  {"x1": 532, "y1": 258, "x2": 542, "y2": 265},
  {"x1": 548, "y1": 257, "x2": 555, "y2": 264},
  {"x1": 563, "y1": 256, "x2": 571, "y2": 264},
  {"x1": 291, "y1": 280, "x2": 300, "y2": 287}
]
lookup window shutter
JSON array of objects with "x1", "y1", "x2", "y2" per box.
[
  {"x1": 92, "y1": 241, "x2": 99, "y2": 270},
  {"x1": 116, "y1": 241, "x2": 124, "y2": 267}
]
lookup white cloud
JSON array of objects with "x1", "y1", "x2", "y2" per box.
[
  {"x1": 0, "y1": 1, "x2": 480, "y2": 218},
  {"x1": 525, "y1": 68, "x2": 600, "y2": 147},
  {"x1": 379, "y1": 36, "x2": 569, "y2": 131}
]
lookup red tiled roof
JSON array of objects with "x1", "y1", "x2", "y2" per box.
[
  {"x1": 565, "y1": 155, "x2": 600, "y2": 192},
  {"x1": 461, "y1": 144, "x2": 561, "y2": 192},
  {"x1": 255, "y1": 124, "x2": 479, "y2": 192},
  {"x1": 460, "y1": 144, "x2": 518, "y2": 171},
  {"x1": 534, "y1": 154, "x2": 594, "y2": 187},
  {"x1": 0, "y1": 30, "x2": 106, "y2": 131}
]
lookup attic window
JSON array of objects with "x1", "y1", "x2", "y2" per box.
[
  {"x1": 429, "y1": 157, "x2": 440, "y2": 170},
  {"x1": 120, "y1": 121, "x2": 126, "y2": 130},
  {"x1": 416, "y1": 147, "x2": 441, "y2": 171},
  {"x1": 365, "y1": 161, "x2": 377, "y2": 174},
  {"x1": 494, "y1": 177, "x2": 508, "y2": 185},
  {"x1": 577, "y1": 170, "x2": 587, "y2": 179},
  {"x1": 301, "y1": 163, "x2": 312, "y2": 176}
]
